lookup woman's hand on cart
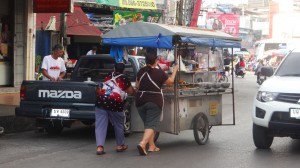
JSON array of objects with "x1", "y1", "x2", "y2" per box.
[{"x1": 172, "y1": 64, "x2": 179, "y2": 72}]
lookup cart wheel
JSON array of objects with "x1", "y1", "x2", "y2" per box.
[
  {"x1": 154, "y1": 131, "x2": 160, "y2": 142},
  {"x1": 193, "y1": 112, "x2": 209, "y2": 145}
]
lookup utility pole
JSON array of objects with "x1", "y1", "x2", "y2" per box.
[
  {"x1": 59, "y1": 13, "x2": 67, "y2": 61},
  {"x1": 177, "y1": 0, "x2": 184, "y2": 25},
  {"x1": 60, "y1": 13, "x2": 66, "y2": 45},
  {"x1": 190, "y1": 0, "x2": 202, "y2": 27}
]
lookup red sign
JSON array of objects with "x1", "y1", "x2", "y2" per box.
[
  {"x1": 33, "y1": 0, "x2": 73, "y2": 13},
  {"x1": 206, "y1": 12, "x2": 240, "y2": 37}
]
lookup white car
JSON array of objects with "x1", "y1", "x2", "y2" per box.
[{"x1": 252, "y1": 48, "x2": 300, "y2": 149}]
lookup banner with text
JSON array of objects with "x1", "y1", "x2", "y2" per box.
[
  {"x1": 96, "y1": 0, "x2": 157, "y2": 9},
  {"x1": 113, "y1": 10, "x2": 161, "y2": 26},
  {"x1": 206, "y1": 13, "x2": 240, "y2": 37}
]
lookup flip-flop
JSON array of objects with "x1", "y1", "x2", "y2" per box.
[
  {"x1": 148, "y1": 147, "x2": 160, "y2": 152},
  {"x1": 96, "y1": 151, "x2": 106, "y2": 155},
  {"x1": 116, "y1": 144, "x2": 128, "y2": 152},
  {"x1": 137, "y1": 144, "x2": 147, "y2": 156},
  {"x1": 96, "y1": 146, "x2": 106, "y2": 155}
]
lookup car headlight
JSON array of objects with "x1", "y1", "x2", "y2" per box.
[{"x1": 256, "y1": 91, "x2": 279, "y2": 102}]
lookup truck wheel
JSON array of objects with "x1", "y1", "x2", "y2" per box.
[
  {"x1": 45, "y1": 125, "x2": 63, "y2": 135},
  {"x1": 0, "y1": 127, "x2": 4, "y2": 136},
  {"x1": 252, "y1": 123, "x2": 273, "y2": 149},
  {"x1": 193, "y1": 112, "x2": 209, "y2": 145},
  {"x1": 81, "y1": 120, "x2": 94, "y2": 126}
]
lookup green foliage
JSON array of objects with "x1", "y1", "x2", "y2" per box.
[{"x1": 35, "y1": 55, "x2": 42, "y2": 66}]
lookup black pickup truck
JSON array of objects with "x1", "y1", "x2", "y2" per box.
[{"x1": 15, "y1": 54, "x2": 145, "y2": 134}]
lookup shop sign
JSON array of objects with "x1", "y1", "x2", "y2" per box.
[
  {"x1": 86, "y1": 13, "x2": 114, "y2": 34},
  {"x1": 33, "y1": 0, "x2": 73, "y2": 13},
  {"x1": 206, "y1": 12, "x2": 240, "y2": 37},
  {"x1": 96, "y1": 0, "x2": 157, "y2": 10},
  {"x1": 113, "y1": 10, "x2": 161, "y2": 26},
  {"x1": 209, "y1": 102, "x2": 219, "y2": 116}
]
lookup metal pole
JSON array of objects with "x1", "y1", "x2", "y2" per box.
[
  {"x1": 60, "y1": 13, "x2": 66, "y2": 45},
  {"x1": 178, "y1": 0, "x2": 184, "y2": 25},
  {"x1": 231, "y1": 47, "x2": 236, "y2": 125},
  {"x1": 174, "y1": 44, "x2": 179, "y2": 133},
  {"x1": 60, "y1": 13, "x2": 68, "y2": 61},
  {"x1": 190, "y1": 0, "x2": 202, "y2": 27}
]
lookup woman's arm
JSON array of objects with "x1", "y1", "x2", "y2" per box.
[{"x1": 164, "y1": 64, "x2": 179, "y2": 86}]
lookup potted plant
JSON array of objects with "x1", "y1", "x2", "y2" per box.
[
  {"x1": 35, "y1": 55, "x2": 43, "y2": 80},
  {"x1": 35, "y1": 55, "x2": 42, "y2": 73}
]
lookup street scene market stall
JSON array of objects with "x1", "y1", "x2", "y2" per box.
[{"x1": 100, "y1": 22, "x2": 241, "y2": 145}]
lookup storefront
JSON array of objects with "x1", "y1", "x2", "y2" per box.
[
  {"x1": 0, "y1": 0, "x2": 14, "y2": 86},
  {"x1": 0, "y1": 0, "x2": 35, "y2": 88}
]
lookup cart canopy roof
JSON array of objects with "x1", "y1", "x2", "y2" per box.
[{"x1": 101, "y1": 22, "x2": 241, "y2": 49}]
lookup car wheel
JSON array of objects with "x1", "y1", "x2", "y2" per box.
[{"x1": 252, "y1": 123, "x2": 273, "y2": 149}]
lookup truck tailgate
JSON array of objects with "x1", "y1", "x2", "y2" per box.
[{"x1": 21, "y1": 80, "x2": 97, "y2": 103}]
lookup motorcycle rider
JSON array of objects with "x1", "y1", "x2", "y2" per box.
[
  {"x1": 255, "y1": 59, "x2": 264, "y2": 84},
  {"x1": 235, "y1": 57, "x2": 246, "y2": 76}
]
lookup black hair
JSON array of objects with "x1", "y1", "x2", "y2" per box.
[
  {"x1": 52, "y1": 44, "x2": 64, "y2": 52},
  {"x1": 92, "y1": 46, "x2": 97, "y2": 50},
  {"x1": 145, "y1": 51, "x2": 157, "y2": 65},
  {"x1": 115, "y1": 62, "x2": 125, "y2": 73}
]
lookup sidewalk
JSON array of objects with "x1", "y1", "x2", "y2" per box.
[{"x1": 0, "y1": 87, "x2": 34, "y2": 134}]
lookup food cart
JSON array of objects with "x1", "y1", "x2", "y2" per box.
[{"x1": 100, "y1": 22, "x2": 241, "y2": 145}]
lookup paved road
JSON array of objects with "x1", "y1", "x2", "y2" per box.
[{"x1": 1, "y1": 72, "x2": 300, "y2": 168}]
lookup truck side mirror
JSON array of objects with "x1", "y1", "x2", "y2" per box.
[{"x1": 261, "y1": 66, "x2": 273, "y2": 77}]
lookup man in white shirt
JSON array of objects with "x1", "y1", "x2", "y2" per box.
[
  {"x1": 86, "y1": 46, "x2": 97, "y2": 55},
  {"x1": 41, "y1": 44, "x2": 66, "y2": 81}
]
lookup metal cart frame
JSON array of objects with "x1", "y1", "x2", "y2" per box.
[{"x1": 100, "y1": 22, "x2": 241, "y2": 145}]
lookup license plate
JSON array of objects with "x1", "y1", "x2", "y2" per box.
[
  {"x1": 50, "y1": 109, "x2": 70, "y2": 118},
  {"x1": 290, "y1": 108, "x2": 300, "y2": 119}
]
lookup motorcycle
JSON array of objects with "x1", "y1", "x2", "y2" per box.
[
  {"x1": 234, "y1": 63, "x2": 246, "y2": 78},
  {"x1": 257, "y1": 75, "x2": 267, "y2": 85}
]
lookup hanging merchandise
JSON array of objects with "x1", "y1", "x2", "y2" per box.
[
  {"x1": 109, "y1": 46, "x2": 124, "y2": 62},
  {"x1": 123, "y1": 47, "x2": 128, "y2": 62},
  {"x1": 166, "y1": 49, "x2": 175, "y2": 62},
  {"x1": 179, "y1": 56, "x2": 187, "y2": 72}
]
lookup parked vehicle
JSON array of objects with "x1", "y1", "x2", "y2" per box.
[
  {"x1": 15, "y1": 55, "x2": 144, "y2": 134},
  {"x1": 254, "y1": 38, "x2": 299, "y2": 61},
  {"x1": 252, "y1": 48, "x2": 300, "y2": 149}
]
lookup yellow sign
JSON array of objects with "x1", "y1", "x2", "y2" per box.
[
  {"x1": 120, "y1": 0, "x2": 157, "y2": 10},
  {"x1": 209, "y1": 102, "x2": 218, "y2": 116}
]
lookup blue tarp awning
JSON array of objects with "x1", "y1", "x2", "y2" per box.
[
  {"x1": 101, "y1": 22, "x2": 241, "y2": 49},
  {"x1": 180, "y1": 37, "x2": 241, "y2": 48}
]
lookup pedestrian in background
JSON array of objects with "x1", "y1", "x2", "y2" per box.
[
  {"x1": 86, "y1": 46, "x2": 97, "y2": 55},
  {"x1": 41, "y1": 44, "x2": 66, "y2": 81},
  {"x1": 255, "y1": 59, "x2": 264, "y2": 84},
  {"x1": 95, "y1": 62, "x2": 135, "y2": 155},
  {"x1": 223, "y1": 56, "x2": 231, "y2": 76},
  {"x1": 135, "y1": 51, "x2": 179, "y2": 156}
]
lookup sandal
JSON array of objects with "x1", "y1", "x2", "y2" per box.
[
  {"x1": 116, "y1": 144, "x2": 128, "y2": 152},
  {"x1": 96, "y1": 146, "x2": 106, "y2": 155},
  {"x1": 137, "y1": 144, "x2": 147, "y2": 156},
  {"x1": 148, "y1": 147, "x2": 160, "y2": 152}
]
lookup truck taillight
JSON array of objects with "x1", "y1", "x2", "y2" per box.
[{"x1": 20, "y1": 84, "x2": 25, "y2": 99}]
